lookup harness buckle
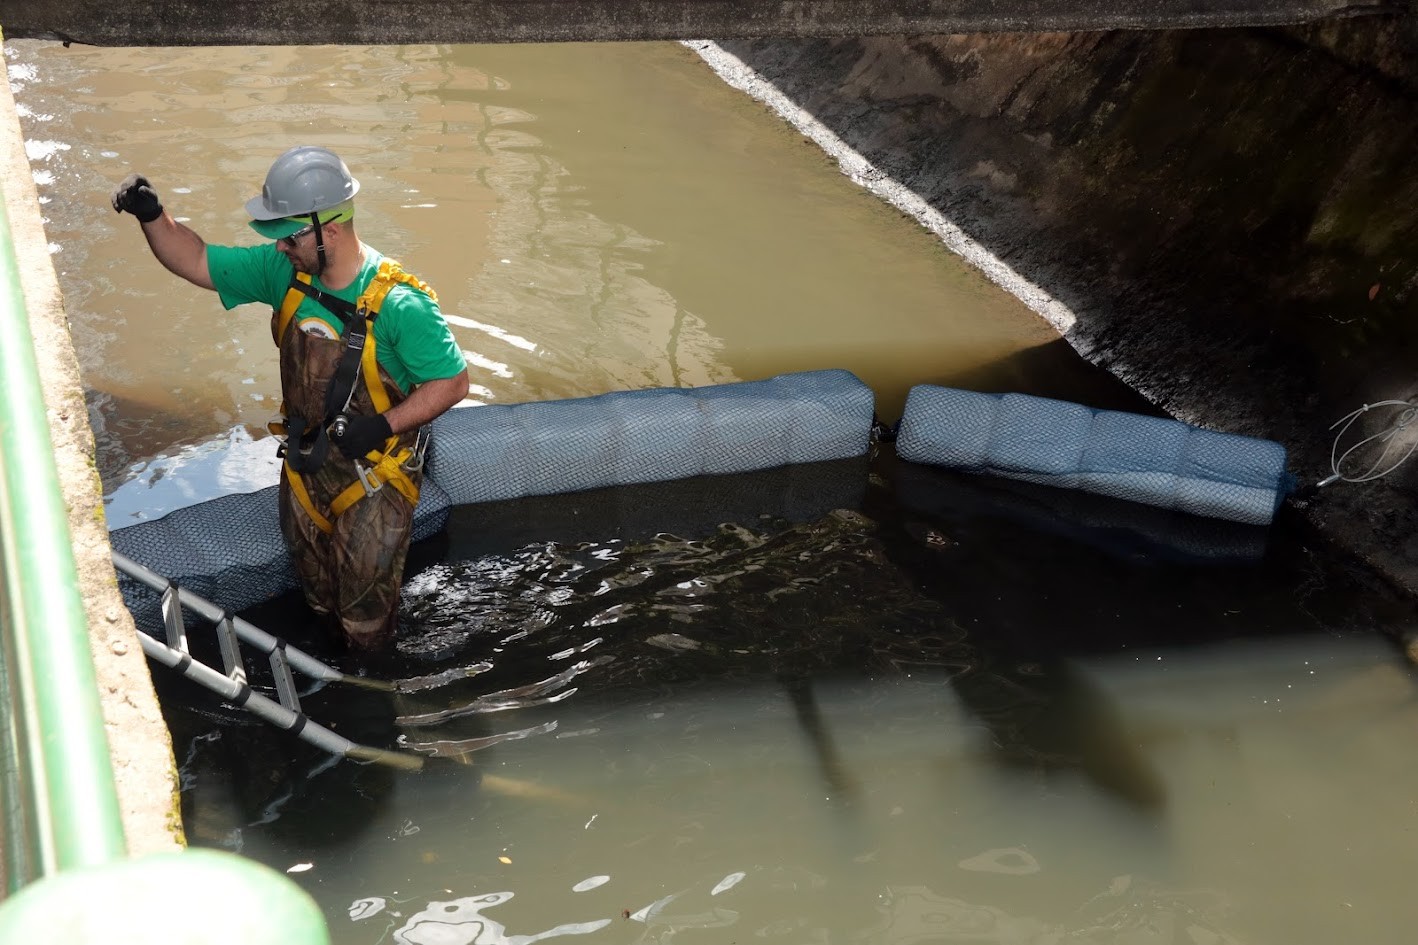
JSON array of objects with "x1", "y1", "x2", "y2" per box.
[{"x1": 355, "y1": 460, "x2": 384, "y2": 497}]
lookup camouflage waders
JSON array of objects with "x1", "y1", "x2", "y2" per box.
[{"x1": 271, "y1": 264, "x2": 432, "y2": 650}]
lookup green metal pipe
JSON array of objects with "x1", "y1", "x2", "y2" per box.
[
  {"x1": 0, "y1": 182, "x2": 127, "y2": 878},
  {"x1": 0, "y1": 849, "x2": 332, "y2": 943}
]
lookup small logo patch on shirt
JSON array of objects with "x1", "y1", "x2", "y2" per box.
[{"x1": 298, "y1": 317, "x2": 339, "y2": 339}]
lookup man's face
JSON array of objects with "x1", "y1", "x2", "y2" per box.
[{"x1": 276, "y1": 223, "x2": 319, "y2": 272}]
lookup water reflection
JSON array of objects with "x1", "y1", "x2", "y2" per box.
[
  {"x1": 169, "y1": 616, "x2": 1418, "y2": 944},
  {"x1": 9, "y1": 39, "x2": 1133, "y2": 492},
  {"x1": 381, "y1": 892, "x2": 610, "y2": 945},
  {"x1": 341, "y1": 872, "x2": 1249, "y2": 944},
  {"x1": 104, "y1": 424, "x2": 280, "y2": 524}
]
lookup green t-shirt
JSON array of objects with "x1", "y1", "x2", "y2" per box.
[{"x1": 206, "y1": 242, "x2": 466, "y2": 395}]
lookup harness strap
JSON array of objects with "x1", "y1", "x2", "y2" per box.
[
  {"x1": 273, "y1": 275, "x2": 309, "y2": 347},
  {"x1": 346, "y1": 260, "x2": 437, "y2": 458},
  {"x1": 276, "y1": 259, "x2": 438, "y2": 529},
  {"x1": 323, "y1": 320, "x2": 371, "y2": 424},
  {"x1": 288, "y1": 446, "x2": 423, "y2": 535},
  {"x1": 280, "y1": 414, "x2": 331, "y2": 475},
  {"x1": 353, "y1": 258, "x2": 436, "y2": 420},
  {"x1": 284, "y1": 465, "x2": 334, "y2": 534},
  {"x1": 272, "y1": 273, "x2": 359, "y2": 346},
  {"x1": 292, "y1": 277, "x2": 358, "y2": 321},
  {"x1": 329, "y1": 449, "x2": 421, "y2": 519}
]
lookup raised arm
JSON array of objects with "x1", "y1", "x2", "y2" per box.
[{"x1": 111, "y1": 173, "x2": 215, "y2": 291}]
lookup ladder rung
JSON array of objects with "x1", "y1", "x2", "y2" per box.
[
  {"x1": 269, "y1": 643, "x2": 301, "y2": 713},
  {"x1": 215, "y1": 614, "x2": 247, "y2": 686}
]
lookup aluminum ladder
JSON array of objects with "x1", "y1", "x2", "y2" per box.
[{"x1": 111, "y1": 550, "x2": 426, "y2": 770}]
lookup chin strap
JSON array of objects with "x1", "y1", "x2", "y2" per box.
[{"x1": 310, "y1": 210, "x2": 327, "y2": 276}]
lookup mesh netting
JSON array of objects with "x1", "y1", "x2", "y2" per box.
[
  {"x1": 428, "y1": 370, "x2": 874, "y2": 505},
  {"x1": 111, "y1": 477, "x2": 452, "y2": 636},
  {"x1": 110, "y1": 370, "x2": 875, "y2": 634},
  {"x1": 895, "y1": 386, "x2": 1292, "y2": 525}
]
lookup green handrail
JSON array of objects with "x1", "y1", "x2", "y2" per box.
[{"x1": 0, "y1": 163, "x2": 126, "y2": 886}]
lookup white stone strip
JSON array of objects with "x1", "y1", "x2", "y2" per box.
[{"x1": 683, "y1": 40, "x2": 1080, "y2": 339}]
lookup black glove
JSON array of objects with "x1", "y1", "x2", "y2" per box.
[
  {"x1": 111, "y1": 173, "x2": 164, "y2": 223},
  {"x1": 331, "y1": 413, "x2": 393, "y2": 460}
]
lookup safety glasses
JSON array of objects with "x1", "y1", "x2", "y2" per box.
[{"x1": 277, "y1": 222, "x2": 317, "y2": 248}]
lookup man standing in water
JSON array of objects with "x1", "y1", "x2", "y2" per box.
[{"x1": 111, "y1": 145, "x2": 469, "y2": 650}]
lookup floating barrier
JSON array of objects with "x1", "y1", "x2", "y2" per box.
[
  {"x1": 110, "y1": 370, "x2": 876, "y2": 632},
  {"x1": 427, "y1": 368, "x2": 874, "y2": 505},
  {"x1": 112, "y1": 374, "x2": 1294, "y2": 635},
  {"x1": 895, "y1": 386, "x2": 1293, "y2": 526},
  {"x1": 108, "y1": 478, "x2": 452, "y2": 638}
]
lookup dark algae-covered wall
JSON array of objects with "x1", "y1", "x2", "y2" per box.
[{"x1": 717, "y1": 16, "x2": 1418, "y2": 609}]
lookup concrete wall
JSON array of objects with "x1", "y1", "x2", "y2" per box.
[
  {"x1": 708, "y1": 14, "x2": 1418, "y2": 602},
  {"x1": 0, "y1": 46, "x2": 183, "y2": 857},
  {"x1": 0, "y1": 0, "x2": 1399, "y2": 45}
]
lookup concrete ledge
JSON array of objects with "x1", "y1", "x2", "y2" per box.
[
  {"x1": 0, "y1": 0, "x2": 1397, "y2": 46},
  {"x1": 0, "y1": 39, "x2": 183, "y2": 857}
]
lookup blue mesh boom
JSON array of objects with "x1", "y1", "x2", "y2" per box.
[
  {"x1": 895, "y1": 386, "x2": 1293, "y2": 525},
  {"x1": 110, "y1": 370, "x2": 876, "y2": 633},
  {"x1": 427, "y1": 369, "x2": 873, "y2": 505}
]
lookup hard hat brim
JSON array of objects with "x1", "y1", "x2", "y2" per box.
[
  {"x1": 244, "y1": 192, "x2": 291, "y2": 222},
  {"x1": 248, "y1": 215, "x2": 311, "y2": 240},
  {"x1": 248, "y1": 200, "x2": 356, "y2": 240},
  {"x1": 244, "y1": 174, "x2": 360, "y2": 223}
]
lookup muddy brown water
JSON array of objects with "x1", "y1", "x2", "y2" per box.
[{"x1": 10, "y1": 39, "x2": 1418, "y2": 945}]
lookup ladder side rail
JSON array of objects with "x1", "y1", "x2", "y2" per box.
[
  {"x1": 136, "y1": 633, "x2": 420, "y2": 770},
  {"x1": 112, "y1": 550, "x2": 354, "y2": 687},
  {"x1": 160, "y1": 584, "x2": 188, "y2": 654}
]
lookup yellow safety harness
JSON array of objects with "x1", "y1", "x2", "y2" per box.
[{"x1": 271, "y1": 260, "x2": 438, "y2": 534}]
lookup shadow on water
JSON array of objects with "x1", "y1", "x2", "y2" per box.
[{"x1": 163, "y1": 673, "x2": 399, "y2": 854}]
